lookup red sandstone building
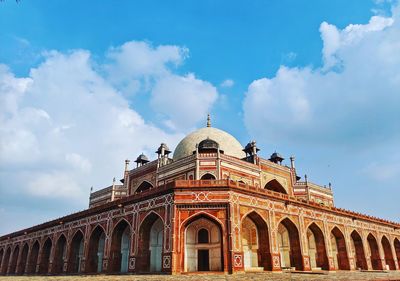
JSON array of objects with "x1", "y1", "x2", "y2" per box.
[{"x1": 0, "y1": 118, "x2": 399, "y2": 275}]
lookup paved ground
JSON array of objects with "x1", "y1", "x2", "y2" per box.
[{"x1": 1, "y1": 272, "x2": 400, "y2": 281}]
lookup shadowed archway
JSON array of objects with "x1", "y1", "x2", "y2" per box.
[
  {"x1": 200, "y1": 173, "x2": 216, "y2": 180},
  {"x1": 135, "y1": 181, "x2": 154, "y2": 194},
  {"x1": 109, "y1": 220, "x2": 131, "y2": 273},
  {"x1": 137, "y1": 213, "x2": 164, "y2": 272},
  {"x1": 264, "y1": 179, "x2": 287, "y2": 194},
  {"x1": 67, "y1": 231, "x2": 84, "y2": 273},
  {"x1": 27, "y1": 241, "x2": 40, "y2": 274},
  {"x1": 52, "y1": 235, "x2": 67, "y2": 274},
  {"x1": 394, "y1": 238, "x2": 400, "y2": 269},
  {"x1": 351, "y1": 231, "x2": 367, "y2": 270},
  {"x1": 241, "y1": 211, "x2": 271, "y2": 270},
  {"x1": 277, "y1": 218, "x2": 303, "y2": 270},
  {"x1": 17, "y1": 243, "x2": 29, "y2": 275},
  {"x1": 87, "y1": 226, "x2": 106, "y2": 273},
  {"x1": 39, "y1": 238, "x2": 52, "y2": 274},
  {"x1": 307, "y1": 223, "x2": 329, "y2": 270},
  {"x1": 9, "y1": 245, "x2": 19, "y2": 274},
  {"x1": 367, "y1": 234, "x2": 382, "y2": 270},
  {"x1": 330, "y1": 227, "x2": 350, "y2": 270},
  {"x1": 381, "y1": 236, "x2": 395, "y2": 270},
  {"x1": 0, "y1": 247, "x2": 11, "y2": 274}
]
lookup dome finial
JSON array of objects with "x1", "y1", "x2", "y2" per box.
[{"x1": 207, "y1": 114, "x2": 211, "y2": 127}]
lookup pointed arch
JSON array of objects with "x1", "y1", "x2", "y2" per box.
[
  {"x1": 264, "y1": 179, "x2": 287, "y2": 194},
  {"x1": 351, "y1": 230, "x2": 367, "y2": 270},
  {"x1": 17, "y1": 243, "x2": 29, "y2": 275},
  {"x1": 277, "y1": 217, "x2": 303, "y2": 270},
  {"x1": 367, "y1": 233, "x2": 382, "y2": 270},
  {"x1": 241, "y1": 211, "x2": 271, "y2": 270},
  {"x1": 67, "y1": 230, "x2": 85, "y2": 273},
  {"x1": 87, "y1": 225, "x2": 106, "y2": 273},
  {"x1": 330, "y1": 227, "x2": 350, "y2": 270},
  {"x1": 52, "y1": 234, "x2": 67, "y2": 274},
  {"x1": 137, "y1": 212, "x2": 164, "y2": 272},
  {"x1": 183, "y1": 213, "x2": 224, "y2": 272},
  {"x1": 394, "y1": 238, "x2": 400, "y2": 270},
  {"x1": 39, "y1": 238, "x2": 52, "y2": 274},
  {"x1": 381, "y1": 235, "x2": 395, "y2": 270},
  {"x1": 109, "y1": 219, "x2": 131, "y2": 273},
  {"x1": 200, "y1": 173, "x2": 216, "y2": 180},
  {"x1": 27, "y1": 240, "x2": 40, "y2": 274},
  {"x1": 8, "y1": 245, "x2": 19, "y2": 274},
  {"x1": 307, "y1": 223, "x2": 329, "y2": 270},
  {"x1": 0, "y1": 247, "x2": 11, "y2": 275},
  {"x1": 135, "y1": 181, "x2": 154, "y2": 194}
]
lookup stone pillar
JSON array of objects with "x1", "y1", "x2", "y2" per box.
[
  {"x1": 362, "y1": 233, "x2": 372, "y2": 271},
  {"x1": 298, "y1": 214, "x2": 311, "y2": 271},
  {"x1": 390, "y1": 236, "x2": 399, "y2": 270},
  {"x1": 15, "y1": 243, "x2": 23, "y2": 275},
  {"x1": 377, "y1": 234, "x2": 387, "y2": 270}
]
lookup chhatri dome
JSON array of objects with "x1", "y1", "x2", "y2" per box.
[{"x1": 173, "y1": 115, "x2": 246, "y2": 160}]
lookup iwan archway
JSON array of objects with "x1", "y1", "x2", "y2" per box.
[
  {"x1": 184, "y1": 215, "x2": 223, "y2": 272},
  {"x1": 277, "y1": 218, "x2": 303, "y2": 270}
]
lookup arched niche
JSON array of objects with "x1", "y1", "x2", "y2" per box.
[
  {"x1": 0, "y1": 247, "x2": 11, "y2": 275},
  {"x1": 381, "y1": 236, "x2": 395, "y2": 270},
  {"x1": 9, "y1": 245, "x2": 19, "y2": 274},
  {"x1": 136, "y1": 212, "x2": 164, "y2": 273},
  {"x1": 135, "y1": 181, "x2": 154, "y2": 194},
  {"x1": 87, "y1": 226, "x2": 106, "y2": 273},
  {"x1": 367, "y1": 234, "x2": 382, "y2": 270},
  {"x1": 307, "y1": 223, "x2": 329, "y2": 270},
  {"x1": 67, "y1": 230, "x2": 84, "y2": 273},
  {"x1": 350, "y1": 230, "x2": 367, "y2": 270},
  {"x1": 53, "y1": 235, "x2": 67, "y2": 274},
  {"x1": 264, "y1": 179, "x2": 287, "y2": 194},
  {"x1": 200, "y1": 173, "x2": 216, "y2": 180},
  {"x1": 330, "y1": 227, "x2": 350, "y2": 270},
  {"x1": 277, "y1": 218, "x2": 303, "y2": 270},
  {"x1": 185, "y1": 215, "x2": 223, "y2": 272},
  {"x1": 109, "y1": 220, "x2": 131, "y2": 273},
  {"x1": 17, "y1": 243, "x2": 29, "y2": 275},
  {"x1": 39, "y1": 238, "x2": 52, "y2": 274},
  {"x1": 241, "y1": 211, "x2": 271, "y2": 271},
  {"x1": 27, "y1": 241, "x2": 40, "y2": 274},
  {"x1": 394, "y1": 238, "x2": 400, "y2": 270}
]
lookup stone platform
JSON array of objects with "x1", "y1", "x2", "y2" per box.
[{"x1": 1, "y1": 272, "x2": 400, "y2": 281}]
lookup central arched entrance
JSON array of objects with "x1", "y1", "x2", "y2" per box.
[
  {"x1": 137, "y1": 213, "x2": 164, "y2": 272},
  {"x1": 241, "y1": 211, "x2": 271, "y2": 271},
  {"x1": 87, "y1": 225, "x2": 106, "y2": 273},
  {"x1": 39, "y1": 238, "x2": 52, "y2": 274},
  {"x1": 277, "y1": 218, "x2": 303, "y2": 270},
  {"x1": 109, "y1": 219, "x2": 131, "y2": 273},
  {"x1": 53, "y1": 235, "x2": 66, "y2": 274},
  {"x1": 185, "y1": 215, "x2": 223, "y2": 272},
  {"x1": 350, "y1": 230, "x2": 367, "y2": 270},
  {"x1": 27, "y1": 241, "x2": 40, "y2": 274},
  {"x1": 330, "y1": 227, "x2": 350, "y2": 270},
  {"x1": 307, "y1": 223, "x2": 328, "y2": 270},
  {"x1": 381, "y1": 236, "x2": 395, "y2": 270},
  {"x1": 264, "y1": 179, "x2": 287, "y2": 194},
  {"x1": 367, "y1": 233, "x2": 382, "y2": 270},
  {"x1": 67, "y1": 230, "x2": 84, "y2": 273}
]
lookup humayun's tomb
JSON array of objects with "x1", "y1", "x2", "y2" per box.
[{"x1": 0, "y1": 116, "x2": 399, "y2": 276}]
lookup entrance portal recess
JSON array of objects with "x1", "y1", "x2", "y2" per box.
[{"x1": 198, "y1": 250, "x2": 210, "y2": 271}]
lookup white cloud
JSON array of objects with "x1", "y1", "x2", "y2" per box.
[
  {"x1": 105, "y1": 41, "x2": 188, "y2": 95},
  {"x1": 220, "y1": 79, "x2": 234, "y2": 88},
  {"x1": 0, "y1": 48, "x2": 186, "y2": 209},
  {"x1": 243, "y1": 6, "x2": 400, "y2": 221},
  {"x1": 244, "y1": 12, "x2": 400, "y2": 146},
  {"x1": 151, "y1": 73, "x2": 218, "y2": 131}
]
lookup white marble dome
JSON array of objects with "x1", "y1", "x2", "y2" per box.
[{"x1": 173, "y1": 127, "x2": 245, "y2": 160}]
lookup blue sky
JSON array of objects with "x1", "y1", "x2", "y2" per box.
[{"x1": 0, "y1": 0, "x2": 399, "y2": 234}]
